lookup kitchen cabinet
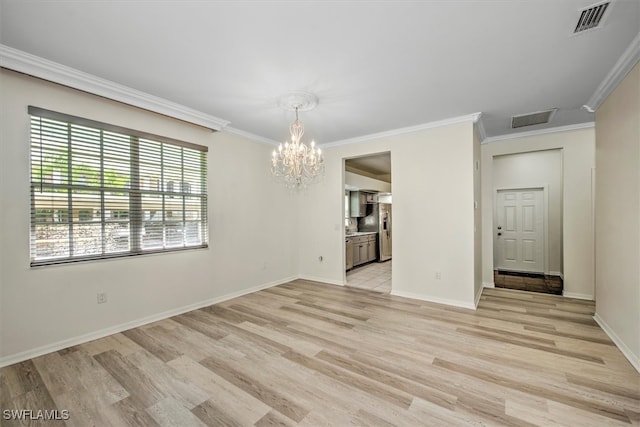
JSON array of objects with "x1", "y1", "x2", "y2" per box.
[
  {"x1": 349, "y1": 191, "x2": 366, "y2": 217},
  {"x1": 350, "y1": 191, "x2": 378, "y2": 217},
  {"x1": 349, "y1": 233, "x2": 378, "y2": 268},
  {"x1": 352, "y1": 235, "x2": 366, "y2": 265},
  {"x1": 367, "y1": 235, "x2": 377, "y2": 261},
  {"x1": 345, "y1": 238, "x2": 354, "y2": 270},
  {"x1": 358, "y1": 242, "x2": 368, "y2": 264}
]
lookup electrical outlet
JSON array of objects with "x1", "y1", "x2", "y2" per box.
[
  {"x1": 97, "y1": 292, "x2": 107, "y2": 304},
  {"x1": 435, "y1": 272, "x2": 442, "y2": 280}
]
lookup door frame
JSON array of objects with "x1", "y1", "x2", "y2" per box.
[
  {"x1": 342, "y1": 151, "x2": 392, "y2": 288},
  {"x1": 493, "y1": 185, "x2": 549, "y2": 275}
]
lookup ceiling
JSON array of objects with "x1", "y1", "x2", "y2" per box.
[
  {"x1": 346, "y1": 152, "x2": 391, "y2": 183},
  {"x1": 1, "y1": 1, "x2": 638, "y2": 145}
]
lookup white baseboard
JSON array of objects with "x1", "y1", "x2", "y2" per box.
[
  {"x1": 593, "y1": 313, "x2": 640, "y2": 374},
  {"x1": 563, "y1": 291, "x2": 594, "y2": 301},
  {"x1": 548, "y1": 271, "x2": 564, "y2": 279},
  {"x1": 297, "y1": 275, "x2": 345, "y2": 287},
  {"x1": 0, "y1": 275, "x2": 297, "y2": 368},
  {"x1": 474, "y1": 286, "x2": 484, "y2": 309},
  {"x1": 482, "y1": 282, "x2": 495, "y2": 288},
  {"x1": 391, "y1": 290, "x2": 476, "y2": 310}
]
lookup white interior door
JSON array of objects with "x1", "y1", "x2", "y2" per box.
[{"x1": 495, "y1": 189, "x2": 544, "y2": 273}]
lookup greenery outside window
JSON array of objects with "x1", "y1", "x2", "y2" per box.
[{"x1": 29, "y1": 106, "x2": 208, "y2": 266}]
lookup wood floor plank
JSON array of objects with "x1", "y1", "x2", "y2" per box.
[
  {"x1": 352, "y1": 408, "x2": 402, "y2": 427},
  {"x1": 32, "y1": 352, "x2": 86, "y2": 398},
  {"x1": 125, "y1": 349, "x2": 209, "y2": 410},
  {"x1": 545, "y1": 399, "x2": 634, "y2": 427},
  {"x1": 254, "y1": 410, "x2": 296, "y2": 427},
  {"x1": 170, "y1": 312, "x2": 230, "y2": 341},
  {"x1": 409, "y1": 397, "x2": 484, "y2": 427},
  {"x1": 432, "y1": 357, "x2": 632, "y2": 423},
  {"x1": 279, "y1": 305, "x2": 356, "y2": 329},
  {"x1": 5, "y1": 387, "x2": 66, "y2": 427},
  {"x1": 78, "y1": 333, "x2": 143, "y2": 357},
  {"x1": 203, "y1": 305, "x2": 269, "y2": 326},
  {"x1": 191, "y1": 399, "x2": 246, "y2": 427},
  {"x1": 463, "y1": 323, "x2": 558, "y2": 346},
  {"x1": 454, "y1": 394, "x2": 539, "y2": 427},
  {"x1": 504, "y1": 399, "x2": 565, "y2": 427},
  {"x1": 235, "y1": 322, "x2": 324, "y2": 357},
  {"x1": 146, "y1": 322, "x2": 227, "y2": 362},
  {"x1": 200, "y1": 355, "x2": 310, "y2": 423},
  {"x1": 121, "y1": 328, "x2": 183, "y2": 363},
  {"x1": 566, "y1": 373, "x2": 640, "y2": 402},
  {"x1": 1, "y1": 280, "x2": 638, "y2": 426},
  {"x1": 111, "y1": 396, "x2": 161, "y2": 427},
  {"x1": 223, "y1": 303, "x2": 290, "y2": 326},
  {"x1": 524, "y1": 325, "x2": 615, "y2": 345},
  {"x1": 294, "y1": 299, "x2": 371, "y2": 322},
  {"x1": 64, "y1": 349, "x2": 129, "y2": 406},
  {"x1": 282, "y1": 350, "x2": 413, "y2": 410},
  {"x1": 455, "y1": 327, "x2": 606, "y2": 364},
  {"x1": 146, "y1": 397, "x2": 207, "y2": 427},
  {"x1": 93, "y1": 350, "x2": 167, "y2": 409},
  {"x1": 315, "y1": 350, "x2": 457, "y2": 410},
  {"x1": 167, "y1": 355, "x2": 271, "y2": 425},
  {"x1": 0, "y1": 360, "x2": 44, "y2": 399}
]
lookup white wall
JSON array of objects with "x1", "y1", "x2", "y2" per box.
[
  {"x1": 492, "y1": 149, "x2": 563, "y2": 275},
  {"x1": 594, "y1": 62, "x2": 640, "y2": 372},
  {"x1": 481, "y1": 127, "x2": 595, "y2": 299},
  {"x1": 0, "y1": 70, "x2": 299, "y2": 365},
  {"x1": 345, "y1": 171, "x2": 391, "y2": 192},
  {"x1": 473, "y1": 127, "x2": 482, "y2": 306},
  {"x1": 298, "y1": 122, "x2": 478, "y2": 308}
]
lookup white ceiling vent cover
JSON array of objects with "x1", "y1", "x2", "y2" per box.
[
  {"x1": 511, "y1": 109, "x2": 557, "y2": 129},
  {"x1": 574, "y1": 1, "x2": 610, "y2": 34}
]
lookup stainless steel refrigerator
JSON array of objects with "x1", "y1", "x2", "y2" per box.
[
  {"x1": 378, "y1": 203, "x2": 392, "y2": 261},
  {"x1": 358, "y1": 202, "x2": 392, "y2": 261}
]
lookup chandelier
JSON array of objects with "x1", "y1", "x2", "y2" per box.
[{"x1": 271, "y1": 93, "x2": 324, "y2": 189}]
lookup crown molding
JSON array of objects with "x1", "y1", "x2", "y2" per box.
[
  {"x1": 224, "y1": 126, "x2": 280, "y2": 146},
  {"x1": 0, "y1": 44, "x2": 230, "y2": 131},
  {"x1": 475, "y1": 113, "x2": 487, "y2": 142},
  {"x1": 583, "y1": 33, "x2": 640, "y2": 113},
  {"x1": 482, "y1": 122, "x2": 595, "y2": 144},
  {"x1": 323, "y1": 112, "x2": 482, "y2": 148}
]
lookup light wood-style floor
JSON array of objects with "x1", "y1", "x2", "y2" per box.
[{"x1": 2, "y1": 280, "x2": 639, "y2": 426}]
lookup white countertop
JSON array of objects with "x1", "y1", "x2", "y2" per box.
[{"x1": 346, "y1": 232, "x2": 378, "y2": 237}]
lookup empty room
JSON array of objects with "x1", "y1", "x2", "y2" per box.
[{"x1": 1, "y1": 1, "x2": 639, "y2": 426}]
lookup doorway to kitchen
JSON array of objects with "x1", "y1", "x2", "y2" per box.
[{"x1": 344, "y1": 152, "x2": 392, "y2": 293}]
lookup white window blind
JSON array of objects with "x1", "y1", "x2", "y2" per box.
[{"x1": 29, "y1": 106, "x2": 208, "y2": 266}]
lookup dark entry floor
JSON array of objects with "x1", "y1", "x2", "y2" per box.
[{"x1": 494, "y1": 270, "x2": 563, "y2": 295}]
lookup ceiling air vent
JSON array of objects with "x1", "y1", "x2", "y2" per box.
[
  {"x1": 511, "y1": 109, "x2": 557, "y2": 129},
  {"x1": 574, "y1": 1, "x2": 610, "y2": 34}
]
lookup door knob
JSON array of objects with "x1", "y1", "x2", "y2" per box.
[
  {"x1": 497, "y1": 226, "x2": 502, "y2": 230},
  {"x1": 497, "y1": 232, "x2": 502, "y2": 236}
]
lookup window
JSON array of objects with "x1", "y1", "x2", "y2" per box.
[
  {"x1": 29, "y1": 106, "x2": 208, "y2": 266},
  {"x1": 345, "y1": 191, "x2": 350, "y2": 226}
]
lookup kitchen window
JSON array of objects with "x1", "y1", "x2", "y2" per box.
[
  {"x1": 29, "y1": 106, "x2": 208, "y2": 266},
  {"x1": 345, "y1": 192, "x2": 350, "y2": 226}
]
